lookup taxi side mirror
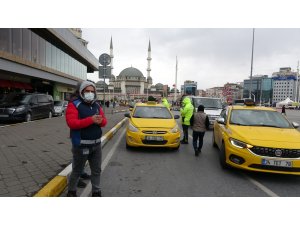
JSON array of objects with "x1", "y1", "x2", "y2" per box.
[
  {"x1": 129, "y1": 108, "x2": 133, "y2": 111},
  {"x1": 174, "y1": 115, "x2": 180, "y2": 119},
  {"x1": 124, "y1": 113, "x2": 131, "y2": 118},
  {"x1": 217, "y1": 117, "x2": 225, "y2": 124},
  {"x1": 292, "y1": 122, "x2": 299, "y2": 128}
]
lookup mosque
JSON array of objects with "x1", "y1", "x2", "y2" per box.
[{"x1": 96, "y1": 38, "x2": 166, "y2": 100}]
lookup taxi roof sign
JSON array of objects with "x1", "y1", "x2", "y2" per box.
[
  {"x1": 146, "y1": 101, "x2": 157, "y2": 105},
  {"x1": 244, "y1": 98, "x2": 255, "y2": 106}
]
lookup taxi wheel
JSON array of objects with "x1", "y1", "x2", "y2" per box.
[
  {"x1": 220, "y1": 143, "x2": 229, "y2": 169},
  {"x1": 126, "y1": 142, "x2": 131, "y2": 150},
  {"x1": 212, "y1": 131, "x2": 217, "y2": 148},
  {"x1": 173, "y1": 145, "x2": 180, "y2": 151}
]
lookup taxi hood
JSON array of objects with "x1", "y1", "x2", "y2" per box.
[
  {"x1": 230, "y1": 126, "x2": 300, "y2": 148},
  {"x1": 130, "y1": 118, "x2": 177, "y2": 129}
]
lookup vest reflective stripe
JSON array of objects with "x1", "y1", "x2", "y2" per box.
[{"x1": 80, "y1": 138, "x2": 101, "y2": 144}]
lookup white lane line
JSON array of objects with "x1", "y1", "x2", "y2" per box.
[
  {"x1": 187, "y1": 128, "x2": 279, "y2": 197},
  {"x1": 80, "y1": 126, "x2": 126, "y2": 197},
  {"x1": 243, "y1": 174, "x2": 279, "y2": 197}
]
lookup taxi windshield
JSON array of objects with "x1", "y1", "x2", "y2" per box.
[
  {"x1": 230, "y1": 109, "x2": 291, "y2": 128},
  {"x1": 133, "y1": 106, "x2": 173, "y2": 119}
]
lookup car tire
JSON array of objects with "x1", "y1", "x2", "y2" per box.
[
  {"x1": 172, "y1": 144, "x2": 180, "y2": 151},
  {"x1": 25, "y1": 113, "x2": 31, "y2": 122},
  {"x1": 220, "y1": 142, "x2": 229, "y2": 169},
  {"x1": 49, "y1": 111, "x2": 52, "y2": 118},
  {"x1": 126, "y1": 142, "x2": 131, "y2": 150},
  {"x1": 212, "y1": 131, "x2": 218, "y2": 148}
]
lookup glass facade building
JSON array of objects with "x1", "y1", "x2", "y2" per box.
[
  {"x1": 0, "y1": 28, "x2": 98, "y2": 100},
  {"x1": 243, "y1": 76, "x2": 273, "y2": 104}
]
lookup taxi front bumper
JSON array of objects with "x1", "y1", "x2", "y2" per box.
[
  {"x1": 126, "y1": 129, "x2": 180, "y2": 148},
  {"x1": 224, "y1": 139, "x2": 300, "y2": 175}
]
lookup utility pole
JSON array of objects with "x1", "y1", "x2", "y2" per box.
[
  {"x1": 174, "y1": 56, "x2": 178, "y2": 103},
  {"x1": 296, "y1": 61, "x2": 299, "y2": 102},
  {"x1": 249, "y1": 28, "x2": 255, "y2": 99}
]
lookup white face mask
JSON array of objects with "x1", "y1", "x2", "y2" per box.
[{"x1": 84, "y1": 92, "x2": 95, "y2": 101}]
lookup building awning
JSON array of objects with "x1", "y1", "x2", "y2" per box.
[{"x1": 0, "y1": 79, "x2": 33, "y2": 90}]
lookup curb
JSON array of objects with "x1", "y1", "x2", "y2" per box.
[{"x1": 34, "y1": 117, "x2": 128, "y2": 197}]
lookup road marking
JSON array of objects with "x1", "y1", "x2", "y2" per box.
[
  {"x1": 80, "y1": 126, "x2": 126, "y2": 197},
  {"x1": 243, "y1": 174, "x2": 279, "y2": 197}
]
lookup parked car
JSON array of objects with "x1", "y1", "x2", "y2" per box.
[
  {"x1": 124, "y1": 101, "x2": 180, "y2": 150},
  {"x1": 53, "y1": 100, "x2": 68, "y2": 116},
  {"x1": 212, "y1": 99, "x2": 300, "y2": 175},
  {"x1": 0, "y1": 92, "x2": 54, "y2": 122}
]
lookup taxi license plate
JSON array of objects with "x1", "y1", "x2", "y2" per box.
[
  {"x1": 262, "y1": 159, "x2": 293, "y2": 168},
  {"x1": 145, "y1": 136, "x2": 163, "y2": 141}
]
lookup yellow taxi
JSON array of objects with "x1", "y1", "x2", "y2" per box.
[
  {"x1": 212, "y1": 99, "x2": 300, "y2": 175},
  {"x1": 124, "y1": 101, "x2": 181, "y2": 150}
]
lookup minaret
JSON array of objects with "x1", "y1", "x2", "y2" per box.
[
  {"x1": 110, "y1": 36, "x2": 114, "y2": 77},
  {"x1": 147, "y1": 40, "x2": 152, "y2": 78},
  {"x1": 146, "y1": 40, "x2": 152, "y2": 90}
]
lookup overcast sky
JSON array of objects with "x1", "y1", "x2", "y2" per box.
[{"x1": 82, "y1": 28, "x2": 300, "y2": 90}]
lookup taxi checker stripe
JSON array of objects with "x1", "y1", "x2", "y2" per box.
[{"x1": 34, "y1": 117, "x2": 128, "y2": 196}]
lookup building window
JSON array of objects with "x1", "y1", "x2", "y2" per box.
[
  {"x1": 31, "y1": 32, "x2": 38, "y2": 63},
  {"x1": 46, "y1": 41, "x2": 51, "y2": 68},
  {"x1": 12, "y1": 28, "x2": 22, "y2": 57},
  {"x1": 39, "y1": 37, "x2": 45, "y2": 66},
  {"x1": 0, "y1": 28, "x2": 11, "y2": 53},
  {"x1": 51, "y1": 45, "x2": 57, "y2": 70},
  {"x1": 22, "y1": 29, "x2": 31, "y2": 61}
]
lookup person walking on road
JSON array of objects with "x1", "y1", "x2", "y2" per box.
[
  {"x1": 191, "y1": 105, "x2": 209, "y2": 156},
  {"x1": 180, "y1": 97, "x2": 194, "y2": 144},
  {"x1": 282, "y1": 105, "x2": 286, "y2": 116},
  {"x1": 66, "y1": 81, "x2": 107, "y2": 197}
]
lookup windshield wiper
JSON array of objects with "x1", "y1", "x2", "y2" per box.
[
  {"x1": 230, "y1": 122, "x2": 248, "y2": 126},
  {"x1": 205, "y1": 106, "x2": 220, "y2": 109},
  {"x1": 250, "y1": 124, "x2": 282, "y2": 128},
  {"x1": 152, "y1": 116, "x2": 169, "y2": 119}
]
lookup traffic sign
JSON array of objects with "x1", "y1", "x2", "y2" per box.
[
  {"x1": 99, "y1": 53, "x2": 111, "y2": 66},
  {"x1": 99, "y1": 66, "x2": 111, "y2": 78}
]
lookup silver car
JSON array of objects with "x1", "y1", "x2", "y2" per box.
[{"x1": 53, "y1": 100, "x2": 68, "y2": 116}]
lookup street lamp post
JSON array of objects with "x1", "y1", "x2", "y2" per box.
[
  {"x1": 249, "y1": 28, "x2": 255, "y2": 99},
  {"x1": 252, "y1": 93, "x2": 256, "y2": 103}
]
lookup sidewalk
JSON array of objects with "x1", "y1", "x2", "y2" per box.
[{"x1": 0, "y1": 106, "x2": 128, "y2": 196}]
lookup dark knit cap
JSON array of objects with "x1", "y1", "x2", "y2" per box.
[{"x1": 198, "y1": 105, "x2": 204, "y2": 112}]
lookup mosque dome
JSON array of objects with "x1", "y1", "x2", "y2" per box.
[
  {"x1": 155, "y1": 83, "x2": 164, "y2": 89},
  {"x1": 119, "y1": 67, "x2": 144, "y2": 78}
]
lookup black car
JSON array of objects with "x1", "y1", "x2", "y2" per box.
[{"x1": 0, "y1": 92, "x2": 54, "y2": 122}]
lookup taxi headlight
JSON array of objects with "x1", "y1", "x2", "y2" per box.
[
  {"x1": 229, "y1": 138, "x2": 253, "y2": 149},
  {"x1": 128, "y1": 122, "x2": 139, "y2": 132},
  {"x1": 170, "y1": 124, "x2": 179, "y2": 133}
]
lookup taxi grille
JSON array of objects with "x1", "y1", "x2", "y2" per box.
[
  {"x1": 250, "y1": 146, "x2": 300, "y2": 158},
  {"x1": 249, "y1": 164, "x2": 300, "y2": 172},
  {"x1": 142, "y1": 131, "x2": 167, "y2": 134},
  {"x1": 142, "y1": 140, "x2": 168, "y2": 145}
]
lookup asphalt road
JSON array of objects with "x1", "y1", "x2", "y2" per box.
[{"x1": 76, "y1": 110, "x2": 300, "y2": 197}]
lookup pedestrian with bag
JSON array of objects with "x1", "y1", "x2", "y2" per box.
[
  {"x1": 180, "y1": 97, "x2": 194, "y2": 144},
  {"x1": 191, "y1": 105, "x2": 209, "y2": 156},
  {"x1": 66, "y1": 81, "x2": 107, "y2": 197}
]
